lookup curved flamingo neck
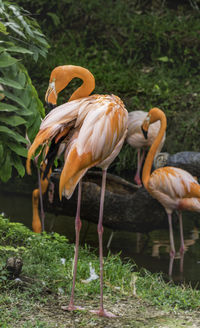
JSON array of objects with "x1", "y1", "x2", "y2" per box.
[
  {"x1": 60, "y1": 65, "x2": 95, "y2": 101},
  {"x1": 142, "y1": 111, "x2": 167, "y2": 191}
]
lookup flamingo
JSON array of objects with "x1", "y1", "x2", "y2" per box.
[
  {"x1": 141, "y1": 107, "x2": 200, "y2": 259},
  {"x1": 26, "y1": 65, "x2": 128, "y2": 317},
  {"x1": 126, "y1": 110, "x2": 165, "y2": 185}
]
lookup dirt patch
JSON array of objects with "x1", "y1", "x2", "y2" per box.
[{"x1": 10, "y1": 295, "x2": 200, "y2": 328}]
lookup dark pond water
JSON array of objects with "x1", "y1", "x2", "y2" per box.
[{"x1": 1, "y1": 191, "x2": 200, "y2": 288}]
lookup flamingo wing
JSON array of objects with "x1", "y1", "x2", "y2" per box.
[
  {"x1": 127, "y1": 111, "x2": 147, "y2": 148},
  {"x1": 127, "y1": 110, "x2": 165, "y2": 151},
  {"x1": 148, "y1": 167, "x2": 200, "y2": 211},
  {"x1": 59, "y1": 95, "x2": 128, "y2": 199},
  {"x1": 179, "y1": 198, "x2": 200, "y2": 212},
  {"x1": 26, "y1": 96, "x2": 94, "y2": 175}
]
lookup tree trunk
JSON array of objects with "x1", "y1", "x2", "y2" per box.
[{"x1": 44, "y1": 169, "x2": 171, "y2": 233}]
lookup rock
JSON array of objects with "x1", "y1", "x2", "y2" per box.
[
  {"x1": 6, "y1": 257, "x2": 23, "y2": 279},
  {"x1": 154, "y1": 151, "x2": 200, "y2": 178},
  {"x1": 44, "y1": 169, "x2": 171, "y2": 233},
  {"x1": 41, "y1": 152, "x2": 200, "y2": 233}
]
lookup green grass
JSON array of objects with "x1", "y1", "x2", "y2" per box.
[
  {"x1": 1, "y1": 215, "x2": 200, "y2": 326},
  {"x1": 1, "y1": 215, "x2": 200, "y2": 309}
]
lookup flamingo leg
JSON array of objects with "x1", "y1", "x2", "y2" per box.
[
  {"x1": 167, "y1": 213, "x2": 176, "y2": 257},
  {"x1": 134, "y1": 149, "x2": 145, "y2": 186},
  {"x1": 178, "y1": 211, "x2": 185, "y2": 255},
  {"x1": 91, "y1": 169, "x2": 116, "y2": 318},
  {"x1": 168, "y1": 255, "x2": 175, "y2": 277},
  {"x1": 66, "y1": 180, "x2": 85, "y2": 311},
  {"x1": 180, "y1": 252, "x2": 184, "y2": 273},
  {"x1": 37, "y1": 168, "x2": 45, "y2": 232}
]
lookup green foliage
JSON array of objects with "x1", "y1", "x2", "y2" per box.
[
  {"x1": 1, "y1": 215, "x2": 200, "y2": 312},
  {"x1": 1, "y1": 215, "x2": 200, "y2": 326},
  {"x1": 137, "y1": 269, "x2": 200, "y2": 310},
  {"x1": 11, "y1": 0, "x2": 200, "y2": 173},
  {"x1": 0, "y1": 216, "x2": 33, "y2": 246},
  {"x1": 0, "y1": 1, "x2": 49, "y2": 182},
  {"x1": 0, "y1": 0, "x2": 49, "y2": 60}
]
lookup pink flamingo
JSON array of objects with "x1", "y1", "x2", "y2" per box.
[
  {"x1": 141, "y1": 107, "x2": 200, "y2": 259},
  {"x1": 126, "y1": 110, "x2": 165, "y2": 185},
  {"x1": 27, "y1": 65, "x2": 128, "y2": 317}
]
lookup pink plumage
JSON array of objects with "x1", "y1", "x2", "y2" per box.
[
  {"x1": 142, "y1": 107, "x2": 200, "y2": 262},
  {"x1": 27, "y1": 65, "x2": 128, "y2": 318}
]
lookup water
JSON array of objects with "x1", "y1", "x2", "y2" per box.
[{"x1": 1, "y1": 191, "x2": 200, "y2": 287}]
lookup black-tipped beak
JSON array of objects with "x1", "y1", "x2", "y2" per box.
[
  {"x1": 141, "y1": 126, "x2": 148, "y2": 139},
  {"x1": 46, "y1": 102, "x2": 56, "y2": 110}
]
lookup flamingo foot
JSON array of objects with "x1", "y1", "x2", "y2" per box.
[
  {"x1": 61, "y1": 304, "x2": 85, "y2": 311},
  {"x1": 90, "y1": 308, "x2": 117, "y2": 318}
]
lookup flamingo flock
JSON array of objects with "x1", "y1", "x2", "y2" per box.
[{"x1": 27, "y1": 65, "x2": 200, "y2": 317}]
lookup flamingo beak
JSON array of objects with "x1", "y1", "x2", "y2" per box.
[
  {"x1": 46, "y1": 102, "x2": 56, "y2": 110},
  {"x1": 45, "y1": 81, "x2": 57, "y2": 108},
  {"x1": 141, "y1": 126, "x2": 148, "y2": 139}
]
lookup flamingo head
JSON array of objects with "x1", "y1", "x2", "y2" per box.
[
  {"x1": 141, "y1": 107, "x2": 164, "y2": 139},
  {"x1": 45, "y1": 66, "x2": 72, "y2": 107}
]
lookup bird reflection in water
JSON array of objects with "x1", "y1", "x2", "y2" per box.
[{"x1": 151, "y1": 226, "x2": 199, "y2": 276}]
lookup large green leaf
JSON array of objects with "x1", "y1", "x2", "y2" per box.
[
  {"x1": 0, "y1": 2, "x2": 48, "y2": 182},
  {"x1": 17, "y1": 70, "x2": 26, "y2": 87},
  {"x1": 17, "y1": 71, "x2": 26, "y2": 88},
  {"x1": 18, "y1": 109, "x2": 33, "y2": 117},
  {"x1": 0, "y1": 115, "x2": 26, "y2": 126},
  {"x1": 3, "y1": 90, "x2": 27, "y2": 108},
  {"x1": 0, "y1": 151, "x2": 12, "y2": 182},
  {"x1": 0, "y1": 102, "x2": 21, "y2": 112},
  {"x1": 12, "y1": 153, "x2": 25, "y2": 177},
  {"x1": 0, "y1": 76, "x2": 23, "y2": 89},
  {"x1": 34, "y1": 36, "x2": 49, "y2": 47},
  {"x1": 27, "y1": 113, "x2": 41, "y2": 141},
  {"x1": 7, "y1": 141, "x2": 27, "y2": 157},
  {"x1": 0, "y1": 125, "x2": 28, "y2": 144},
  {"x1": 9, "y1": 5, "x2": 34, "y2": 38},
  {"x1": 0, "y1": 21, "x2": 8, "y2": 35},
  {"x1": 0, "y1": 144, "x2": 4, "y2": 165},
  {"x1": 20, "y1": 86, "x2": 31, "y2": 107},
  {"x1": 0, "y1": 52, "x2": 19, "y2": 67},
  {"x1": 0, "y1": 46, "x2": 6, "y2": 52},
  {"x1": 7, "y1": 46, "x2": 33, "y2": 55},
  {"x1": 4, "y1": 21, "x2": 26, "y2": 38}
]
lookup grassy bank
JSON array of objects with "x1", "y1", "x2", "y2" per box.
[{"x1": 0, "y1": 215, "x2": 200, "y2": 327}]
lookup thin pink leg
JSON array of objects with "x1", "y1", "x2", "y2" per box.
[
  {"x1": 180, "y1": 252, "x2": 184, "y2": 273},
  {"x1": 38, "y1": 168, "x2": 45, "y2": 232},
  {"x1": 62, "y1": 180, "x2": 84, "y2": 312},
  {"x1": 134, "y1": 149, "x2": 145, "y2": 186},
  {"x1": 91, "y1": 169, "x2": 116, "y2": 318},
  {"x1": 167, "y1": 213, "x2": 175, "y2": 257},
  {"x1": 178, "y1": 211, "x2": 185, "y2": 255},
  {"x1": 168, "y1": 255, "x2": 175, "y2": 276}
]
